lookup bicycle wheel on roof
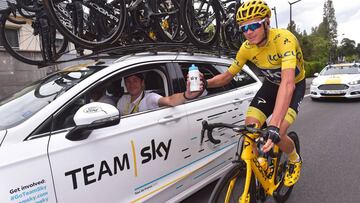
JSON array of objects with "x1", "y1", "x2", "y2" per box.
[
  {"x1": 0, "y1": 10, "x2": 68, "y2": 66},
  {"x1": 150, "y1": 0, "x2": 187, "y2": 43},
  {"x1": 180, "y1": 0, "x2": 220, "y2": 47},
  {"x1": 43, "y1": 0, "x2": 126, "y2": 49},
  {"x1": 222, "y1": 2, "x2": 244, "y2": 50},
  {"x1": 16, "y1": 0, "x2": 42, "y2": 12}
]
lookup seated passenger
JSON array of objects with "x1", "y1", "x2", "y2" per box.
[
  {"x1": 90, "y1": 85, "x2": 116, "y2": 106},
  {"x1": 117, "y1": 73, "x2": 203, "y2": 115}
]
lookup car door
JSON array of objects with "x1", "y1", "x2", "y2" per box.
[
  {"x1": 163, "y1": 61, "x2": 261, "y2": 198},
  {"x1": 0, "y1": 134, "x2": 55, "y2": 203},
  {"x1": 46, "y1": 63, "x2": 192, "y2": 203}
]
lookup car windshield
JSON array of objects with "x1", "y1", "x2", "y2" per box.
[
  {"x1": 320, "y1": 65, "x2": 360, "y2": 75},
  {"x1": 0, "y1": 66, "x2": 100, "y2": 130}
]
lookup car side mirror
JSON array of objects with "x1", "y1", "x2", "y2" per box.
[
  {"x1": 314, "y1": 73, "x2": 319, "y2": 77},
  {"x1": 66, "y1": 102, "x2": 120, "y2": 141}
]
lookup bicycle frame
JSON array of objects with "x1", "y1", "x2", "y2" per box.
[{"x1": 236, "y1": 132, "x2": 281, "y2": 203}]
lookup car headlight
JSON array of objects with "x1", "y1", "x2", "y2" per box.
[
  {"x1": 348, "y1": 80, "x2": 360, "y2": 85},
  {"x1": 311, "y1": 80, "x2": 319, "y2": 86}
]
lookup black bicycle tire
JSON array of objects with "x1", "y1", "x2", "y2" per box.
[
  {"x1": 45, "y1": 19, "x2": 70, "y2": 61},
  {"x1": 222, "y1": 13, "x2": 244, "y2": 50},
  {"x1": 43, "y1": 0, "x2": 127, "y2": 49},
  {"x1": 0, "y1": 11, "x2": 69, "y2": 66},
  {"x1": 150, "y1": 0, "x2": 187, "y2": 43},
  {"x1": 209, "y1": 163, "x2": 257, "y2": 203},
  {"x1": 273, "y1": 131, "x2": 300, "y2": 203},
  {"x1": 0, "y1": 12, "x2": 42, "y2": 65},
  {"x1": 17, "y1": 7, "x2": 36, "y2": 19},
  {"x1": 16, "y1": 0, "x2": 42, "y2": 12},
  {"x1": 180, "y1": 0, "x2": 221, "y2": 47}
]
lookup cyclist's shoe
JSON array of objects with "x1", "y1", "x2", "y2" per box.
[{"x1": 284, "y1": 157, "x2": 302, "y2": 187}]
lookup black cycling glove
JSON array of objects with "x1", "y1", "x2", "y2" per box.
[{"x1": 265, "y1": 125, "x2": 281, "y2": 144}]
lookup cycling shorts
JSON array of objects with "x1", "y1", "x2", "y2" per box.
[{"x1": 246, "y1": 79, "x2": 305, "y2": 126}]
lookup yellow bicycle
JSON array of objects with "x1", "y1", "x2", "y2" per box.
[{"x1": 201, "y1": 121, "x2": 300, "y2": 203}]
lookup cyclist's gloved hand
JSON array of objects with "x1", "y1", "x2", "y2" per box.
[{"x1": 264, "y1": 125, "x2": 281, "y2": 144}]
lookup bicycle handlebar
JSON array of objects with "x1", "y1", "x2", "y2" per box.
[{"x1": 201, "y1": 120, "x2": 266, "y2": 145}]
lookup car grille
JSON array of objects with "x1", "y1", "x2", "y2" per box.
[
  {"x1": 318, "y1": 84, "x2": 349, "y2": 90},
  {"x1": 320, "y1": 93, "x2": 346, "y2": 96}
]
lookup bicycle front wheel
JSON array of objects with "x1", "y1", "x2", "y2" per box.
[
  {"x1": 43, "y1": 0, "x2": 126, "y2": 49},
  {"x1": 209, "y1": 164, "x2": 257, "y2": 203}
]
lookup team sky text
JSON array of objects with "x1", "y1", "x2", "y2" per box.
[{"x1": 64, "y1": 139, "x2": 172, "y2": 190}]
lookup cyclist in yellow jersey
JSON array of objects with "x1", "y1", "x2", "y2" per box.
[{"x1": 204, "y1": 0, "x2": 304, "y2": 187}]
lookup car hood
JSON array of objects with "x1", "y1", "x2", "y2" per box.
[
  {"x1": 313, "y1": 74, "x2": 360, "y2": 84},
  {"x1": 0, "y1": 130, "x2": 6, "y2": 146}
]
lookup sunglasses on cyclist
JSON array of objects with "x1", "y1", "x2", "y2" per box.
[{"x1": 239, "y1": 19, "x2": 266, "y2": 33}]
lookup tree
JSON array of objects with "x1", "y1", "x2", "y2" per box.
[
  {"x1": 356, "y1": 44, "x2": 360, "y2": 60},
  {"x1": 321, "y1": 0, "x2": 338, "y2": 63},
  {"x1": 286, "y1": 20, "x2": 301, "y2": 39},
  {"x1": 339, "y1": 38, "x2": 356, "y2": 55},
  {"x1": 301, "y1": 34, "x2": 328, "y2": 63}
]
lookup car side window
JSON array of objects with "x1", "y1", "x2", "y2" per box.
[
  {"x1": 179, "y1": 62, "x2": 234, "y2": 95},
  {"x1": 51, "y1": 65, "x2": 169, "y2": 131},
  {"x1": 214, "y1": 65, "x2": 257, "y2": 88}
]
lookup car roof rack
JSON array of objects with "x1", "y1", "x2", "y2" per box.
[{"x1": 45, "y1": 42, "x2": 238, "y2": 68}]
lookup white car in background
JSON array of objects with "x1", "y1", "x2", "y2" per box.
[
  {"x1": 0, "y1": 51, "x2": 261, "y2": 203},
  {"x1": 310, "y1": 63, "x2": 360, "y2": 99}
]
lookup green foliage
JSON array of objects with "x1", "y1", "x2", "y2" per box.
[
  {"x1": 301, "y1": 34, "x2": 329, "y2": 63},
  {"x1": 339, "y1": 38, "x2": 356, "y2": 56},
  {"x1": 290, "y1": 0, "x2": 358, "y2": 77},
  {"x1": 304, "y1": 61, "x2": 326, "y2": 77}
]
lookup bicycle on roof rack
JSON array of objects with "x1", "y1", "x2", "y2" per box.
[
  {"x1": 179, "y1": 0, "x2": 244, "y2": 49},
  {"x1": 201, "y1": 120, "x2": 300, "y2": 203},
  {"x1": 0, "y1": 0, "x2": 69, "y2": 66},
  {"x1": 52, "y1": 42, "x2": 238, "y2": 65},
  {"x1": 42, "y1": 0, "x2": 186, "y2": 50}
]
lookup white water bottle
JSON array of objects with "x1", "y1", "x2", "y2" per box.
[{"x1": 188, "y1": 64, "x2": 201, "y2": 92}]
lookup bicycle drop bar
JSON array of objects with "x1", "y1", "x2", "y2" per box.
[{"x1": 201, "y1": 120, "x2": 265, "y2": 145}]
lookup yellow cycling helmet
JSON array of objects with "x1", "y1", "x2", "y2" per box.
[{"x1": 236, "y1": 0, "x2": 271, "y2": 24}]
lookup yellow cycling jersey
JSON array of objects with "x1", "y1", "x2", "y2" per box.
[{"x1": 228, "y1": 28, "x2": 305, "y2": 84}]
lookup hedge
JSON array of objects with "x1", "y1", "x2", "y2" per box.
[{"x1": 304, "y1": 61, "x2": 326, "y2": 78}]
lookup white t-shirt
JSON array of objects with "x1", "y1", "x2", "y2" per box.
[{"x1": 116, "y1": 91, "x2": 162, "y2": 115}]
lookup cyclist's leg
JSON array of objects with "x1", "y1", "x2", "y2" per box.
[
  {"x1": 246, "y1": 79, "x2": 277, "y2": 154},
  {"x1": 277, "y1": 120, "x2": 295, "y2": 154},
  {"x1": 280, "y1": 79, "x2": 305, "y2": 186},
  {"x1": 279, "y1": 79, "x2": 305, "y2": 155},
  {"x1": 246, "y1": 79, "x2": 277, "y2": 128}
]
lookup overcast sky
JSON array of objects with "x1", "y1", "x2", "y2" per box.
[{"x1": 264, "y1": 0, "x2": 360, "y2": 45}]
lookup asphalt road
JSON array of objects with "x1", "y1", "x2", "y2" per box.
[{"x1": 182, "y1": 78, "x2": 360, "y2": 203}]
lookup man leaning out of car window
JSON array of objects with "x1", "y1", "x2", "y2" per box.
[{"x1": 116, "y1": 73, "x2": 205, "y2": 115}]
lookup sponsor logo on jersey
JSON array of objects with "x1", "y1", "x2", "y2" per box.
[
  {"x1": 267, "y1": 50, "x2": 302, "y2": 65},
  {"x1": 273, "y1": 34, "x2": 281, "y2": 41},
  {"x1": 257, "y1": 97, "x2": 267, "y2": 105},
  {"x1": 284, "y1": 38, "x2": 291, "y2": 44}
]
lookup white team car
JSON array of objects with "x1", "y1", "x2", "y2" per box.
[
  {"x1": 310, "y1": 63, "x2": 360, "y2": 99},
  {"x1": 0, "y1": 51, "x2": 261, "y2": 203}
]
